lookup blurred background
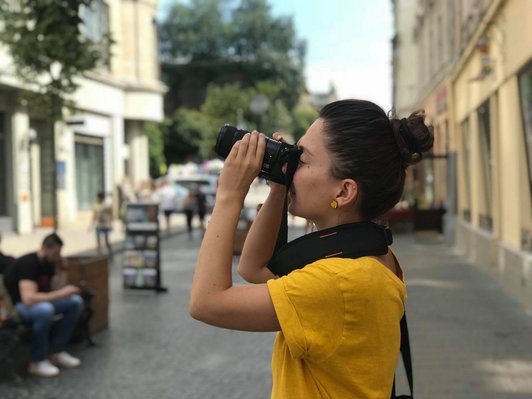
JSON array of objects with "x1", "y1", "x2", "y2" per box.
[{"x1": 0, "y1": 0, "x2": 530, "y2": 314}]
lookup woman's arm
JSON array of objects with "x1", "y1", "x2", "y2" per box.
[
  {"x1": 238, "y1": 132, "x2": 292, "y2": 283},
  {"x1": 237, "y1": 185, "x2": 284, "y2": 283},
  {"x1": 189, "y1": 132, "x2": 280, "y2": 332}
]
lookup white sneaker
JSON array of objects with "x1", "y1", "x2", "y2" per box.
[
  {"x1": 28, "y1": 360, "x2": 60, "y2": 377},
  {"x1": 51, "y1": 351, "x2": 81, "y2": 368}
]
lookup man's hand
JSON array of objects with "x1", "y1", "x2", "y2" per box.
[
  {"x1": 57, "y1": 257, "x2": 69, "y2": 271},
  {"x1": 61, "y1": 285, "x2": 81, "y2": 297}
]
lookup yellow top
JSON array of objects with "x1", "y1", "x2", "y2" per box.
[{"x1": 267, "y1": 256, "x2": 406, "y2": 399}]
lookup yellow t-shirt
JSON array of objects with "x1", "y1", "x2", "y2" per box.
[{"x1": 267, "y1": 256, "x2": 406, "y2": 399}]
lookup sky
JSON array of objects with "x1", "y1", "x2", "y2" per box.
[{"x1": 158, "y1": 0, "x2": 393, "y2": 111}]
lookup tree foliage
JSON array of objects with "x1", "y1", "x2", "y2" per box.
[
  {"x1": 0, "y1": 0, "x2": 112, "y2": 119},
  {"x1": 159, "y1": 0, "x2": 306, "y2": 112},
  {"x1": 291, "y1": 104, "x2": 318, "y2": 142},
  {"x1": 146, "y1": 122, "x2": 166, "y2": 178},
  {"x1": 163, "y1": 108, "x2": 213, "y2": 165}
]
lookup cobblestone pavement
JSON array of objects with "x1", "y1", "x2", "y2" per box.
[{"x1": 2, "y1": 229, "x2": 532, "y2": 398}]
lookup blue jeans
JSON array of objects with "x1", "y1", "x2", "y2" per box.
[{"x1": 16, "y1": 295, "x2": 83, "y2": 362}]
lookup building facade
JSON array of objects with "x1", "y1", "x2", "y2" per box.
[
  {"x1": 0, "y1": 0, "x2": 165, "y2": 234},
  {"x1": 393, "y1": 0, "x2": 532, "y2": 307}
]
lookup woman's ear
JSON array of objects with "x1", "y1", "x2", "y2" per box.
[{"x1": 335, "y1": 179, "x2": 358, "y2": 207}]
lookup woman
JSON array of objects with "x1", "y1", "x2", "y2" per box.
[{"x1": 190, "y1": 99, "x2": 433, "y2": 398}]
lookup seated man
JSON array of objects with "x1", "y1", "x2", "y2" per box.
[{"x1": 2, "y1": 233, "x2": 83, "y2": 377}]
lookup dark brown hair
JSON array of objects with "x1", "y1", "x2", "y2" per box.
[
  {"x1": 319, "y1": 99, "x2": 434, "y2": 220},
  {"x1": 42, "y1": 233, "x2": 64, "y2": 249}
]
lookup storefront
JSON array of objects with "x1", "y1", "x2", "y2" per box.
[{"x1": 74, "y1": 134, "x2": 105, "y2": 210}]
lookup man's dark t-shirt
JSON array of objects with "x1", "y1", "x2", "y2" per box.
[
  {"x1": 0, "y1": 252, "x2": 15, "y2": 274},
  {"x1": 2, "y1": 252, "x2": 55, "y2": 304}
]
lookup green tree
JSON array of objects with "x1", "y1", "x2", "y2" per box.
[
  {"x1": 164, "y1": 108, "x2": 213, "y2": 164},
  {"x1": 291, "y1": 104, "x2": 318, "y2": 142},
  {"x1": 200, "y1": 82, "x2": 249, "y2": 157},
  {"x1": 159, "y1": 0, "x2": 306, "y2": 112},
  {"x1": 146, "y1": 122, "x2": 166, "y2": 178},
  {"x1": 0, "y1": 0, "x2": 112, "y2": 119},
  {"x1": 160, "y1": 0, "x2": 231, "y2": 61},
  {"x1": 244, "y1": 80, "x2": 292, "y2": 134}
]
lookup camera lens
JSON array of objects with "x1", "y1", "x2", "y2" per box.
[
  {"x1": 215, "y1": 125, "x2": 248, "y2": 158},
  {"x1": 214, "y1": 124, "x2": 301, "y2": 185}
]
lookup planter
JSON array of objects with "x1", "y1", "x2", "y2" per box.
[{"x1": 66, "y1": 256, "x2": 109, "y2": 334}]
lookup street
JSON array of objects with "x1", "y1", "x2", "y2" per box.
[{"x1": 2, "y1": 227, "x2": 532, "y2": 398}]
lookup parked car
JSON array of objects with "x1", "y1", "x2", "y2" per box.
[{"x1": 171, "y1": 175, "x2": 218, "y2": 212}]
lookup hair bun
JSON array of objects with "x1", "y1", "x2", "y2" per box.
[{"x1": 391, "y1": 110, "x2": 434, "y2": 166}]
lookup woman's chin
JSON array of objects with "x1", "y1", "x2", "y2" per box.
[{"x1": 287, "y1": 201, "x2": 296, "y2": 216}]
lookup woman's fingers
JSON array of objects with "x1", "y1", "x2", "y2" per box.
[
  {"x1": 228, "y1": 132, "x2": 263, "y2": 168},
  {"x1": 272, "y1": 132, "x2": 285, "y2": 142},
  {"x1": 256, "y1": 133, "x2": 266, "y2": 159},
  {"x1": 236, "y1": 132, "x2": 251, "y2": 159}
]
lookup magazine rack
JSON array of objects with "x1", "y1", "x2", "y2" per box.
[{"x1": 122, "y1": 203, "x2": 167, "y2": 292}]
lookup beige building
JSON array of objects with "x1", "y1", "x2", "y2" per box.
[
  {"x1": 0, "y1": 0, "x2": 165, "y2": 234},
  {"x1": 393, "y1": 0, "x2": 532, "y2": 307}
]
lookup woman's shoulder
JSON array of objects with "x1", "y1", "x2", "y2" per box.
[{"x1": 307, "y1": 256, "x2": 405, "y2": 290}]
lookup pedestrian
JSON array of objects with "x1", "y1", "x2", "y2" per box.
[
  {"x1": 91, "y1": 192, "x2": 113, "y2": 258},
  {"x1": 189, "y1": 99, "x2": 433, "y2": 397},
  {"x1": 136, "y1": 180, "x2": 156, "y2": 202},
  {"x1": 194, "y1": 184, "x2": 207, "y2": 237},
  {"x1": 117, "y1": 176, "x2": 135, "y2": 231},
  {"x1": 2, "y1": 233, "x2": 83, "y2": 377},
  {"x1": 158, "y1": 179, "x2": 177, "y2": 233},
  {"x1": 183, "y1": 190, "x2": 196, "y2": 239}
]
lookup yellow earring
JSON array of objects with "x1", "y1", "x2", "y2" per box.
[{"x1": 330, "y1": 200, "x2": 338, "y2": 209}]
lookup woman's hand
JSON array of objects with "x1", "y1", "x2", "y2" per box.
[{"x1": 216, "y1": 131, "x2": 266, "y2": 202}]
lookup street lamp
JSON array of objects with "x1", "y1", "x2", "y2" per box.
[{"x1": 249, "y1": 94, "x2": 269, "y2": 131}]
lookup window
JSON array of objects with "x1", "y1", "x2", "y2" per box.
[
  {"x1": 477, "y1": 100, "x2": 492, "y2": 231},
  {"x1": 75, "y1": 135, "x2": 105, "y2": 210},
  {"x1": 80, "y1": 0, "x2": 110, "y2": 66},
  {"x1": 518, "y1": 61, "x2": 532, "y2": 252},
  {"x1": 437, "y1": 15, "x2": 443, "y2": 69},
  {"x1": 0, "y1": 113, "x2": 6, "y2": 216},
  {"x1": 81, "y1": 0, "x2": 109, "y2": 43},
  {"x1": 460, "y1": 118, "x2": 471, "y2": 222},
  {"x1": 518, "y1": 62, "x2": 532, "y2": 201}
]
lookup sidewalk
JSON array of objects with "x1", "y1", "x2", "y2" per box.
[
  {"x1": 2, "y1": 229, "x2": 531, "y2": 398},
  {"x1": 0, "y1": 213, "x2": 188, "y2": 258}
]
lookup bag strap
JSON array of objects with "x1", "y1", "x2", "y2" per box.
[{"x1": 391, "y1": 314, "x2": 413, "y2": 399}]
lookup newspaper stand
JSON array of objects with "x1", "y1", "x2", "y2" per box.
[{"x1": 122, "y1": 203, "x2": 167, "y2": 293}]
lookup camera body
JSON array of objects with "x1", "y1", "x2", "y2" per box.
[{"x1": 214, "y1": 125, "x2": 300, "y2": 185}]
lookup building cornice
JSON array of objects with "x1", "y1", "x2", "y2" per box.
[{"x1": 84, "y1": 70, "x2": 167, "y2": 95}]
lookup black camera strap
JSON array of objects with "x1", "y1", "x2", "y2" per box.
[
  {"x1": 269, "y1": 221, "x2": 392, "y2": 275},
  {"x1": 273, "y1": 147, "x2": 302, "y2": 253},
  {"x1": 269, "y1": 219, "x2": 413, "y2": 398}
]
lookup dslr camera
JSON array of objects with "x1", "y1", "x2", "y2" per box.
[{"x1": 214, "y1": 125, "x2": 301, "y2": 185}]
